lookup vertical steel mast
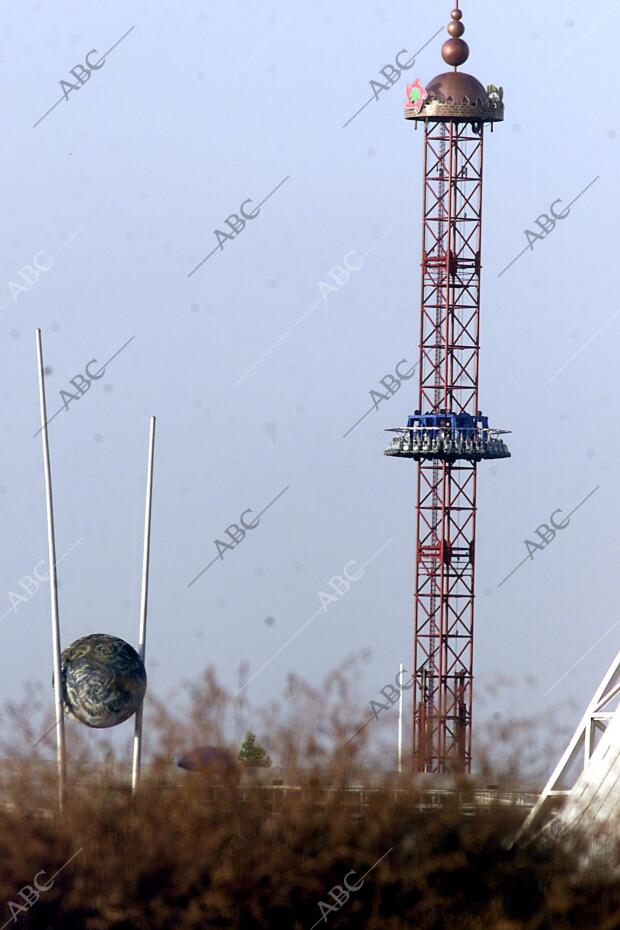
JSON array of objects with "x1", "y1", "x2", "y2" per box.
[{"x1": 385, "y1": 5, "x2": 508, "y2": 773}]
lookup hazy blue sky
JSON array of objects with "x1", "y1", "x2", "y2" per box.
[{"x1": 0, "y1": 0, "x2": 617, "y2": 764}]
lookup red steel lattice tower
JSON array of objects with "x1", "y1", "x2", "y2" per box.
[{"x1": 385, "y1": 5, "x2": 509, "y2": 773}]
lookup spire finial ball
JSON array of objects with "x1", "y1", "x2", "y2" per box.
[
  {"x1": 451, "y1": 8, "x2": 463, "y2": 19},
  {"x1": 442, "y1": 37, "x2": 469, "y2": 67}
]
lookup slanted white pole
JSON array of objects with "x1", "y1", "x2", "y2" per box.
[
  {"x1": 35, "y1": 328, "x2": 66, "y2": 811},
  {"x1": 131, "y1": 416, "x2": 156, "y2": 793},
  {"x1": 398, "y1": 662, "x2": 404, "y2": 774}
]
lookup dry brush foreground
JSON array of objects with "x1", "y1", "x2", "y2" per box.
[{"x1": 0, "y1": 666, "x2": 616, "y2": 930}]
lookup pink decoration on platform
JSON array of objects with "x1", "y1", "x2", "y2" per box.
[{"x1": 405, "y1": 80, "x2": 427, "y2": 114}]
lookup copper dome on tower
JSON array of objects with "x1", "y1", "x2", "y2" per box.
[{"x1": 404, "y1": 5, "x2": 504, "y2": 124}]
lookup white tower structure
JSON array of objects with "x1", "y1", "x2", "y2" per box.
[{"x1": 518, "y1": 651, "x2": 620, "y2": 857}]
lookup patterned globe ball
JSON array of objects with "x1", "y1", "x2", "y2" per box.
[{"x1": 60, "y1": 634, "x2": 147, "y2": 728}]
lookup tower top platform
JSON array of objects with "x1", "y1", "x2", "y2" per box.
[{"x1": 405, "y1": 71, "x2": 504, "y2": 123}]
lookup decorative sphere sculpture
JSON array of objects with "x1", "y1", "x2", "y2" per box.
[{"x1": 60, "y1": 634, "x2": 147, "y2": 728}]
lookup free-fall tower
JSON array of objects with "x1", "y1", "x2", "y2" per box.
[{"x1": 385, "y1": 3, "x2": 510, "y2": 773}]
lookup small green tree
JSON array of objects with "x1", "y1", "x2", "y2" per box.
[{"x1": 238, "y1": 731, "x2": 272, "y2": 767}]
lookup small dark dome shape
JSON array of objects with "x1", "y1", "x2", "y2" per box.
[
  {"x1": 171, "y1": 746, "x2": 241, "y2": 785},
  {"x1": 60, "y1": 633, "x2": 147, "y2": 728}
]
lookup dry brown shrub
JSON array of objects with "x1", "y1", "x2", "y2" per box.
[{"x1": 0, "y1": 663, "x2": 616, "y2": 930}]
